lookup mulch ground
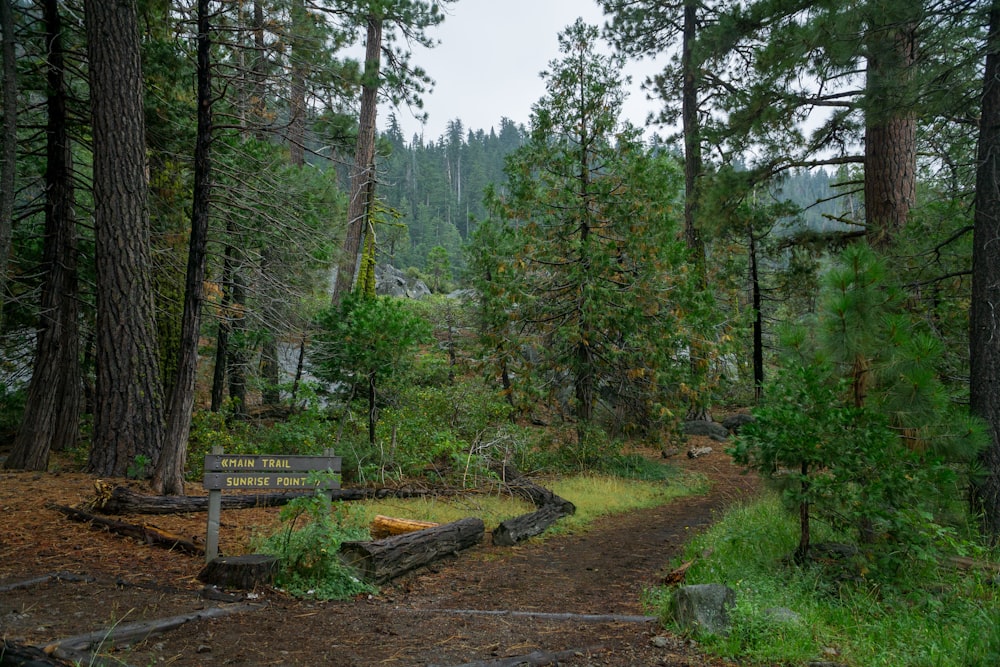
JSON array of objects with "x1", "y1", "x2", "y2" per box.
[{"x1": 1, "y1": 438, "x2": 760, "y2": 666}]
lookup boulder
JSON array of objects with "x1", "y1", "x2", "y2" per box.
[
  {"x1": 721, "y1": 413, "x2": 755, "y2": 433},
  {"x1": 671, "y1": 583, "x2": 736, "y2": 635},
  {"x1": 683, "y1": 420, "x2": 730, "y2": 442},
  {"x1": 374, "y1": 264, "x2": 430, "y2": 299}
]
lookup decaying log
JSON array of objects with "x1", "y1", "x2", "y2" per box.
[
  {"x1": 47, "y1": 504, "x2": 204, "y2": 556},
  {"x1": 491, "y1": 463, "x2": 575, "y2": 514},
  {"x1": 339, "y1": 517, "x2": 484, "y2": 584},
  {"x1": 197, "y1": 554, "x2": 279, "y2": 590},
  {"x1": 90, "y1": 483, "x2": 443, "y2": 515},
  {"x1": 487, "y1": 462, "x2": 575, "y2": 545},
  {"x1": 41, "y1": 604, "x2": 263, "y2": 656},
  {"x1": 371, "y1": 514, "x2": 439, "y2": 539},
  {"x1": 1, "y1": 639, "x2": 75, "y2": 666},
  {"x1": 492, "y1": 503, "x2": 572, "y2": 547},
  {"x1": 0, "y1": 572, "x2": 93, "y2": 593}
]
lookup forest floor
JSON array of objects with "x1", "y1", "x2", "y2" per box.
[{"x1": 1, "y1": 436, "x2": 760, "y2": 667}]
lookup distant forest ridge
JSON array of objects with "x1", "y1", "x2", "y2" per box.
[{"x1": 373, "y1": 115, "x2": 846, "y2": 276}]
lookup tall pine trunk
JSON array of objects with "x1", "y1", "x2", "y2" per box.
[
  {"x1": 0, "y1": 0, "x2": 15, "y2": 321},
  {"x1": 84, "y1": 0, "x2": 165, "y2": 476},
  {"x1": 864, "y1": 17, "x2": 917, "y2": 251},
  {"x1": 5, "y1": 0, "x2": 81, "y2": 470},
  {"x1": 153, "y1": 0, "x2": 213, "y2": 495},
  {"x1": 333, "y1": 14, "x2": 381, "y2": 302},
  {"x1": 970, "y1": 0, "x2": 1000, "y2": 541}
]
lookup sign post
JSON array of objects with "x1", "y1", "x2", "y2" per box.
[{"x1": 203, "y1": 448, "x2": 341, "y2": 563}]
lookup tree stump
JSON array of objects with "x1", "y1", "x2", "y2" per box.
[
  {"x1": 339, "y1": 517, "x2": 484, "y2": 584},
  {"x1": 197, "y1": 554, "x2": 279, "y2": 590}
]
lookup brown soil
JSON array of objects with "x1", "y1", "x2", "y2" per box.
[{"x1": 1, "y1": 440, "x2": 759, "y2": 667}]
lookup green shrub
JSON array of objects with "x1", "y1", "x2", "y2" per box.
[{"x1": 253, "y1": 488, "x2": 375, "y2": 600}]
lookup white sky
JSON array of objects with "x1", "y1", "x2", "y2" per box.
[{"x1": 379, "y1": 0, "x2": 669, "y2": 142}]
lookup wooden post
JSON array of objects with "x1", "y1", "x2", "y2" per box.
[{"x1": 205, "y1": 445, "x2": 223, "y2": 563}]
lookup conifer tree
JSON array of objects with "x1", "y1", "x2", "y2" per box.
[{"x1": 483, "y1": 20, "x2": 689, "y2": 438}]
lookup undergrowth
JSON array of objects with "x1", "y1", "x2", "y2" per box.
[
  {"x1": 652, "y1": 492, "x2": 1000, "y2": 667},
  {"x1": 252, "y1": 490, "x2": 376, "y2": 600}
]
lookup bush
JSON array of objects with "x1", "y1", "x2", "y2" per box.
[{"x1": 253, "y1": 488, "x2": 375, "y2": 600}]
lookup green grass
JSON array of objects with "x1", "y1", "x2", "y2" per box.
[
  {"x1": 654, "y1": 492, "x2": 1000, "y2": 666},
  {"x1": 353, "y1": 467, "x2": 707, "y2": 536}
]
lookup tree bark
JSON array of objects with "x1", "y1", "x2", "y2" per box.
[
  {"x1": 84, "y1": 0, "x2": 165, "y2": 476},
  {"x1": 198, "y1": 554, "x2": 278, "y2": 589},
  {"x1": 288, "y1": 0, "x2": 306, "y2": 168},
  {"x1": 153, "y1": 0, "x2": 213, "y2": 495},
  {"x1": 339, "y1": 517, "x2": 484, "y2": 584},
  {"x1": 970, "y1": 0, "x2": 1000, "y2": 541},
  {"x1": 682, "y1": 0, "x2": 705, "y2": 284},
  {"x1": 6, "y1": 0, "x2": 81, "y2": 471},
  {"x1": 333, "y1": 14, "x2": 381, "y2": 302},
  {"x1": 492, "y1": 503, "x2": 571, "y2": 547},
  {"x1": 0, "y1": 0, "x2": 15, "y2": 324},
  {"x1": 863, "y1": 17, "x2": 917, "y2": 251}
]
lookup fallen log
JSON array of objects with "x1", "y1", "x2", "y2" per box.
[
  {"x1": 2, "y1": 639, "x2": 75, "y2": 666},
  {"x1": 371, "y1": 514, "x2": 440, "y2": 539},
  {"x1": 492, "y1": 503, "x2": 572, "y2": 547},
  {"x1": 197, "y1": 554, "x2": 279, "y2": 590},
  {"x1": 339, "y1": 517, "x2": 484, "y2": 584},
  {"x1": 491, "y1": 463, "x2": 575, "y2": 514},
  {"x1": 47, "y1": 504, "x2": 204, "y2": 556},
  {"x1": 90, "y1": 483, "x2": 443, "y2": 515},
  {"x1": 0, "y1": 572, "x2": 94, "y2": 593},
  {"x1": 40, "y1": 603, "x2": 263, "y2": 654}
]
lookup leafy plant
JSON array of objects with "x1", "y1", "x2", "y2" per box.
[
  {"x1": 253, "y1": 486, "x2": 375, "y2": 600},
  {"x1": 126, "y1": 454, "x2": 152, "y2": 480}
]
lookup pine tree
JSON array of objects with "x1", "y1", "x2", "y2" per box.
[{"x1": 483, "y1": 19, "x2": 689, "y2": 438}]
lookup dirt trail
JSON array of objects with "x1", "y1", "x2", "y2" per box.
[{"x1": 1, "y1": 444, "x2": 757, "y2": 666}]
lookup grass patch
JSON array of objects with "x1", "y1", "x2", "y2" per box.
[
  {"x1": 353, "y1": 467, "x2": 706, "y2": 537},
  {"x1": 653, "y1": 492, "x2": 1000, "y2": 667}
]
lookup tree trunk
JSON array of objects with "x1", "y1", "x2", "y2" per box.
[
  {"x1": 153, "y1": 0, "x2": 213, "y2": 495},
  {"x1": 288, "y1": 0, "x2": 306, "y2": 167},
  {"x1": 6, "y1": 0, "x2": 81, "y2": 470},
  {"x1": 0, "y1": 0, "x2": 15, "y2": 324},
  {"x1": 970, "y1": 0, "x2": 1000, "y2": 541},
  {"x1": 682, "y1": 0, "x2": 705, "y2": 284},
  {"x1": 227, "y1": 270, "x2": 249, "y2": 420},
  {"x1": 864, "y1": 18, "x2": 917, "y2": 251},
  {"x1": 749, "y1": 231, "x2": 763, "y2": 402},
  {"x1": 333, "y1": 14, "x2": 381, "y2": 302},
  {"x1": 5, "y1": 0, "x2": 81, "y2": 471},
  {"x1": 85, "y1": 0, "x2": 165, "y2": 477},
  {"x1": 211, "y1": 241, "x2": 235, "y2": 412}
]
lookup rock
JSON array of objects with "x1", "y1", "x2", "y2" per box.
[
  {"x1": 661, "y1": 447, "x2": 681, "y2": 459},
  {"x1": 650, "y1": 635, "x2": 671, "y2": 648},
  {"x1": 683, "y1": 420, "x2": 730, "y2": 441},
  {"x1": 374, "y1": 264, "x2": 430, "y2": 299},
  {"x1": 671, "y1": 583, "x2": 736, "y2": 635},
  {"x1": 721, "y1": 413, "x2": 755, "y2": 433}
]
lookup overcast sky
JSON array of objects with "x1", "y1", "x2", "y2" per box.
[{"x1": 380, "y1": 0, "x2": 667, "y2": 142}]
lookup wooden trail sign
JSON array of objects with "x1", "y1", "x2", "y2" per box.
[{"x1": 203, "y1": 447, "x2": 341, "y2": 563}]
